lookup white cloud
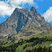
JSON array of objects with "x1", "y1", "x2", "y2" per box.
[
  {"x1": 0, "y1": 2, "x2": 15, "y2": 16},
  {"x1": 11, "y1": 0, "x2": 34, "y2": 4},
  {"x1": 0, "y1": 0, "x2": 34, "y2": 16},
  {"x1": 10, "y1": 0, "x2": 34, "y2": 7},
  {"x1": 43, "y1": 7, "x2": 52, "y2": 22}
]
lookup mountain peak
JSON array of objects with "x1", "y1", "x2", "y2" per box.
[
  {"x1": 0, "y1": 8, "x2": 51, "y2": 45},
  {"x1": 30, "y1": 7, "x2": 36, "y2": 12}
]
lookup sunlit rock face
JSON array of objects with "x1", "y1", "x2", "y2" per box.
[{"x1": 0, "y1": 7, "x2": 51, "y2": 38}]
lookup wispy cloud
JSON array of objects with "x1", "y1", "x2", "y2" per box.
[
  {"x1": 11, "y1": 0, "x2": 34, "y2": 4},
  {"x1": 43, "y1": 7, "x2": 52, "y2": 22},
  {"x1": 0, "y1": 2, "x2": 15, "y2": 15},
  {"x1": 9, "y1": 0, "x2": 34, "y2": 8}
]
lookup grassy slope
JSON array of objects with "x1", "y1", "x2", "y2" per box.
[
  {"x1": 0, "y1": 28, "x2": 52, "y2": 52},
  {"x1": 15, "y1": 31, "x2": 52, "y2": 52}
]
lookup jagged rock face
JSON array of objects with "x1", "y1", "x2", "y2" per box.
[{"x1": 0, "y1": 7, "x2": 51, "y2": 37}]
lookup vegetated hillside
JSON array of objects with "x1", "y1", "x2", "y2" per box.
[
  {"x1": 15, "y1": 31, "x2": 52, "y2": 52},
  {"x1": 0, "y1": 7, "x2": 52, "y2": 52}
]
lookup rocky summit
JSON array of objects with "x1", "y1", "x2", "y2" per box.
[{"x1": 0, "y1": 7, "x2": 51, "y2": 46}]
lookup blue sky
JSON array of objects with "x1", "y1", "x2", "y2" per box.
[
  {"x1": 0, "y1": 0, "x2": 52, "y2": 24},
  {"x1": 35, "y1": 0, "x2": 52, "y2": 14}
]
